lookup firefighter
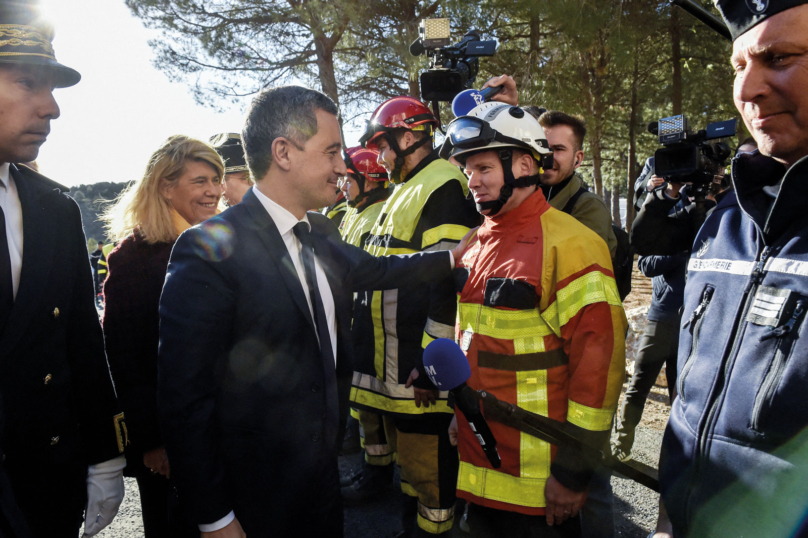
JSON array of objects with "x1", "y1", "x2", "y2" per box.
[
  {"x1": 440, "y1": 102, "x2": 627, "y2": 537},
  {"x1": 350, "y1": 96, "x2": 481, "y2": 536},
  {"x1": 338, "y1": 147, "x2": 398, "y2": 498}
]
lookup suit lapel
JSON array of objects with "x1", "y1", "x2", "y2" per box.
[
  {"x1": 241, "y1": 189, "x2": 315, "y2": 329},
  {"x1": 0, "y1": 166, "x2": 57, "y2": 353}
]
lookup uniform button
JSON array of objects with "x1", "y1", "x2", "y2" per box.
[
  {"x1": 50, "y1": 436, "x2": 60, "y2": 446},
  {"x1": 311, "y1": 383, "x2": 321, "y2": 392},
  {"x1": 311, "y1": 434, "x2": 321, "y2": 442},
  {"x1": 44, "y1": 374, "x2": 52, "y2": 385},
  {"x1": 52, "y1": 307, "x2": 60, "y2": 319}
]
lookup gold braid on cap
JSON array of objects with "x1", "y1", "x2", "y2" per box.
[{"x1": 0, "y1": 24, "x2": 56, "y2": 60}]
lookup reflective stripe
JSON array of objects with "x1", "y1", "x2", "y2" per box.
[
  {"x1": 383, "y1": 289, "x2": 399, "y2": 383},
  {"x1": 425, "y1": 317, "x2": 455, "y2": 339},
  {"x1": 372, "y1": 291, "x2": 386, "y2": 380},
  {"x1": 457, "y1": 461, "x2": 547, "y2": 508},
  {"x1": 458, "y1": 303, "x2": 555, "y2": 340},
  {"x1": 422, "y1": 332, "x2": 435, "y2": 349},
  {"x1": 567, "y1": 400, "x2": 615, "y2": 431},
  {"x1": 422, "y1": 224, "x2": 469, "y2": 250},
  {"x1": 417, "y1": 505, "x2": 455, "y2": 534},
  {"x1": 514, "y1": 335, "x2": 545, "y2": 354},
  {"x1": 423, "y1": 241, "x2": 459, "y2": 253},
  {"x1": 548, "y1": 271, "x2": 622, "y2": 331},
  {"x1": 766, "y1": 257, "x2": 808, "y2": 276},
  {"x1": 365, "y1": 452, "x2": 395, "y2": 466},
  {"x1": 364, "y1": 443, "x2": 393, "y2": 456},
  {"x1": 350, "y1": 408, "x2": 359, "y2": 420},
  {"x1": 688, "y1": 257, "x2": 755, "y2": 275},
  {"x1": 350, "y1": 373, "x2": 452, "y2": 415},
  {"x1": 517, "y1": 371, "x2": 551, "y2": 479},
  {"x1": 478, "y1": 349, "x2": 567, "y2": 371}
]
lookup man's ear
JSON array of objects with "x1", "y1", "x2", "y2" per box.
[
  {"x1": 271, "y1": 137, "x2": 294, "y2": 172},
  {"x1": 573, "y1": 150, "x2": 584, "y2": 169},
  {"x1": 516, "y1": 152, "x2": 535, "y2": 177}
]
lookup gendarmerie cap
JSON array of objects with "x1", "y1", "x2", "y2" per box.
[
  {"x1": 0, "y1": 2, "x2": 80, "y2": 88},
  {"x1": 714, "y1": 0, "x2": 808, "y2": 40},
  {"x1": 209, "y1": 133, "x2": 248, "y2": 174}
]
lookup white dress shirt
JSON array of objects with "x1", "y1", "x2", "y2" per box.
[
  {"x1": 0, "y1": 163, "x2": 24, "y2": 299},
  {"x1": 199, "y1": 186, "x2": 338, "y2": 534}
]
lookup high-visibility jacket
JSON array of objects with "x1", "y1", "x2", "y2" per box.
[
  {"x1": 324, "y1": 199, "x2": 348, "y2": 227},
  {"x1": 350, "y1": 152, "x2": 481, "y2": 416},
  {"x1": 340, "y1": 191, "x2": 389, "y2": 248},
  {"x1": 454, "y1": 188, "x2": 627, "y2": 515}
]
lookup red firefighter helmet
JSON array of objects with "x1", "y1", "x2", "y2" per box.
[
  {"x1": 359, "y1": 96, "x2": 438, "y2": 151},
  {"x1": 345, "y1": 146, "x2": 388, "y2": 183}
]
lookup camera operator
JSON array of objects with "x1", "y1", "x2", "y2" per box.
[
  {"x1": 630, "y1": 139, "x2": 756, "y2": 257},
  {"x1": 644, "y1": 1, "x2": 808, "y2": 536}
]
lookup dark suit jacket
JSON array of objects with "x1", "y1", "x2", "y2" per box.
[
  {"x1": 0, "y1": 166, "x2": 124, "y2": 517},
  {"x1": 158, "y1": 188, "x2": 451, "y2": 532}
]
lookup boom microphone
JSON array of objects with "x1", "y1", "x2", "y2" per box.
[
  {"x1": 450, "y1": 85, "x2": 504, "y2": 117},
  {"x1": 423, "y1": 338, "x2": 501, "y2": 469}
]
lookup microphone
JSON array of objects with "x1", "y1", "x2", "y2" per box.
[
  {"x1": 423, "y1": 338, "x2": 501, "y2": 469},
  {"x1": 450, "y1": 85, "x2": 504, "y2": 117}
]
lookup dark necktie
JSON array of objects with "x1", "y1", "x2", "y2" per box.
[
  {"x1": 292, "y1": 222, "x2": 339, "y2": 447},
  {"x1": 0, "y1": 206, "x2": 13, "y2": 331}
]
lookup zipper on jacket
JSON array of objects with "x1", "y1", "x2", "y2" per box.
[
  {"x1": 686, "y1": 244, "x2": 774, "y2": 524},
  {"x1": 750, "y1": 299, "x2": 805, "y2": 432},
  {"x1": 678, "y1": 285, "x2": 715, "y2": 404}
]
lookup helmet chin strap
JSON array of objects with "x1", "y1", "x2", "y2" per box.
[
  {"x1": 385, "y1": 132, "x2": 432, "y2": 183},
  {"x1": 475, "y1": 149, "x2": 542, "y2": 217},
  {"x1": 346, "y1": 175, "x2": 367, "y2": 208}
]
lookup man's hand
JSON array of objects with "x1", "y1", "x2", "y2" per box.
[
  {"x1": 665, "y1": 181, "x2": 683, "y2": 199},
  {"x1": 451, "y1": 226, "x2": 479, "y2": 265},
  {"x1": 646, "y1": 175, "x2": 665, "y2": 190},
  {"x1": 144, "y1": 446, "x2": 170, "y2": 478},
  {"x1": 83, "y1": 456, "x2": 126, "y2": 537},
  {"x1": 544, "y1": 475, "x2": 586, "y2": 526},
  {"x1": 482, "y1": 75, "x2": 518, "y2": 106},
  {"x1": 405, "y1": 368, "x2": 438, "y2": 408},
  {"x1": 448, "y1": 414, "x2": 458, "y2": 447},
  {"x1": 202, "y1": 518, "x2": 246, "y2": 538}
]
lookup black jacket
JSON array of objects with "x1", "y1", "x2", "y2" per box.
[
  {"x1": 158, "y1": 188, "x2": 452, "y2": 533},
  {"x1": 0, "y1": 165, "x2": 124, "y2": 517}
]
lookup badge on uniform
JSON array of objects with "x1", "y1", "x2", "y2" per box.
[
  {"x1": 461, "y1": 330, "x2": 473, "y2": 351},
  {"x1": 747, "y1": 286, "x2": 794, "y2": 327}
]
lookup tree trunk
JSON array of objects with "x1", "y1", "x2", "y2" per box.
[
  {"x1": 612, "y1": 182, "x2": 621, "y2": 228},
  {"x1": 314, "y1": 35, "x2": 340, "y2": 107},
  {"x1": 626, "y1": 55, "x2": 640, "y2": 231},
  {"x1": 671, "y1": 8, "x2": 682, "y2": 115}
]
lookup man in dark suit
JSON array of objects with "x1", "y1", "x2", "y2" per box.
[
  {"x1": 0, "y1": 5, "x2": 127, "y2": 537},
  {"x1": 158, "y1": 86, "x2": 457, "y2": 537}
]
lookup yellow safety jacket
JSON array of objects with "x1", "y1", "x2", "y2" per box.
[
  {"x1": 349, "y1": 152, "x2": 481, "y2": 416},
  {"x1": 340, "y1": 200, "x2": 385, "y2": 248}
]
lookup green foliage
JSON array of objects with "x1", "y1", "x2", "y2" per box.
[
  {"x1": 68, "y1": 182, "x2": 130, "y2": 245},
  {"x1": 127, "y1": 0, "x2": 738, "y2": 223}
]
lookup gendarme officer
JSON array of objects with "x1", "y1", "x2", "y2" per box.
[
  {"x1": 0, "y1": 5, "x2": 127, "y2": 537},
  {"x1": 657, "y1": 1, "x2": 808, "y2": 537}
]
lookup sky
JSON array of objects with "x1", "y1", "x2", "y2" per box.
[{"x1": 33, "y1": 0, "x2": 252, "y2": 188}]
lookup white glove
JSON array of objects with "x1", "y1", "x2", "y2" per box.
[{"x1": 83, "y1": 455, "x2": 126, "y2": 537}]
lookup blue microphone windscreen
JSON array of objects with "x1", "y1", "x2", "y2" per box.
[
  {"x1": 451, "y1": 89, "x2": 485, "y2": 118},
  {"x1": 423, "y1": 338, "x2": 470, "y2": 390}
]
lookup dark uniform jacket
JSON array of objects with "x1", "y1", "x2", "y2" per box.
[
  {"x1": 0, "y1": 165, "x2": 124, "y2": 524},
  {"x1": 102, "y1": 235, "x2": 174, "y2": 459},
  {"x1": 158, "y1": 188, "x2": 452, "y2": 534},
  {"x1": 660, "y1": 151, "x2": 808, "y2": 537}
]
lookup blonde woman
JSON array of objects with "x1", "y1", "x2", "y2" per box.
[{"x1": 101, "y1": 135, "x2": 223, "y2": 537}]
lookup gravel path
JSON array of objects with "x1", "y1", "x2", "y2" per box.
[{"x1": 92, "y1": 387, "x2": 669, "y2": 538}]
